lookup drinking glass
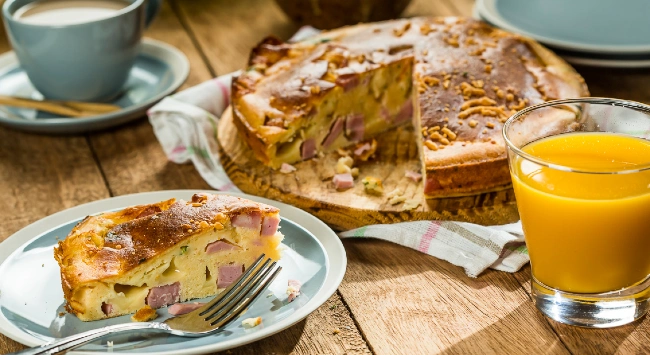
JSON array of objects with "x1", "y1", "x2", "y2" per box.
[{"x1": 503, "y1": 98, "x2": 650, "y2": 328}]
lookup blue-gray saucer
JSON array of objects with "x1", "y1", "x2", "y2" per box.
[{"x1": 0, "y1": 38, "x2": 189, "y2": 134}]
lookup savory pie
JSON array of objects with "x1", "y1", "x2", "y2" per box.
[
  {"x1": 54, "y1": 193, "x2": 283, "y2": 321},
  {"x1": 231, "y1": 17, "x2": 588, "y2": 198}
]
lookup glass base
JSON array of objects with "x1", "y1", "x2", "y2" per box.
[{"x1": 532, "y1": 275, "x2": 650, "y2": 328}]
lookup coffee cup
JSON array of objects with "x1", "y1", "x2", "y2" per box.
[{"x1": 2, "y1": 0, "x2": 161, "y2": 102}]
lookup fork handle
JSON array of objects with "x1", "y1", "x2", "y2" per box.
[{"x1": 10, "y1": 322, "x2": 170, "y2": 355}]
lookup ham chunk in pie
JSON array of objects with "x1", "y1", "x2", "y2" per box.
[
  {"x1": 230, "y1": 211, "x2": 280, "y2": 236},
  {"x1": 262, "y1": 216, "x2": 280, "y2": 237},
  {"x1": 231, "y1": 211, "x2": 262, "y2": 230},
  {"x1": 206, "y1": 240, "x2": 239, "y2": 254},
  {"x1": 301, "y1": 138, "x2": 317, "y2": 160},
  {"x1": 322, "y1": 117, "x2": 345, "y2": 148},
  {"x1": 146, "y1": 282, "x2": 180, "y2": 308},
  {"x1": 345, "y1": 113, "x2": 365, "y2": 142},
  {"x1": 218, "y1": 264, "x2": 244, "y2": 288}
]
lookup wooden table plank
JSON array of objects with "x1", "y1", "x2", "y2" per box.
[
  {"x1": 172, "y1": 0, "x2": 298, "y2": 75},
  {"x1": 513, "y1": 267, "x2": 650, "y2": 355},
  {"x1": 87, "y1": 0, "x2": 213, "y2": 196},
  {"x1": 85, "y1": 2, "x2": 371, "y2": 354},
  {"x1": 573, "y1": 66, "x2": 650, "y2": 104},
  {"x1": 340, "y1": 240, "x2": 569, "y2": 355},
  {"x1": 214, "y1": 295, "x2": 370, "y2": 355}
]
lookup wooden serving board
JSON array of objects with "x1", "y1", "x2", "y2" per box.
[{"x1": 218, "y1": 108, "x2": 519, "y2": 231}]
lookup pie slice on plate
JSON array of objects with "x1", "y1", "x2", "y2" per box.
[{"x1": 54, "y1": 193, "x2": 283, "y2": 321}]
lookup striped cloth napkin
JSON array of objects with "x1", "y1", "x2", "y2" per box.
[{"x1": 147, "y1": 28, "x2": 530, "y2": 277}]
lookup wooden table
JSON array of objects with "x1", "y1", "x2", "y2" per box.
[{"x1": 1, "y1": 1, "x2": 649, "y2": 354}]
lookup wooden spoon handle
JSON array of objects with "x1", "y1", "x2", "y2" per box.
[
  {"x1": 59, "y1": 100, "x2": 122, "y2": 114},
  {"x1": 0, "y1": 95, "x2": 121, "y2": 118}
]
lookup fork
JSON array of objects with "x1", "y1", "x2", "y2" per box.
[{"x1": 13, "y1": 254, "x2": 281, "y2": 355}]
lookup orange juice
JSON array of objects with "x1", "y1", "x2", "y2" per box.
[{"x1": 511, "y1": 132, "x2": 650, "y2": 294}]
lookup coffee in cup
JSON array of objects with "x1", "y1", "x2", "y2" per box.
[
  {"x1": 2, "y1": 0, "x2": 161, "y2": 102},
  {"x1": 13, "y1": 0, "x2": 129, "y2": 25}
]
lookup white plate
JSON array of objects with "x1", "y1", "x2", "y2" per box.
[
  {"x1": 0, "y1": 38, "x2": 189, "y2": 134},
  {"x1": 0, "y1": 190, "x2": 346, "y2": 354},
  {"x1": 478, "y1": 0, "x2": 650, "y2": 55}
]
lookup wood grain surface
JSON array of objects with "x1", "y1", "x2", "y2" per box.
[
  {"x1": 1, "y1": 0, "x2": 649, "y2": 354},
  {"x1": 218, "y1": 108, "x2": 519, "y2": 231}
]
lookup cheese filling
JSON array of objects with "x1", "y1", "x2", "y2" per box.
[{"x1": 70, "y1": 225, "x2": 283, "y2": 321}]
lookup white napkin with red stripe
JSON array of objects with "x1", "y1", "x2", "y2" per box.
[{"x1": 147, "y1": 28, "x2": 529, "y2": 277}]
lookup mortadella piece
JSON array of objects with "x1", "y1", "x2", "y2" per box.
[
  {"x1": 168, "y1": 302, "x2": 205, "y2": 316},
  {"x1": 217, "y1": 264, "x2": 244, "y2": 288},
  {"x1": 146, "y1": 283, "x2": 181, "y2": 308}
]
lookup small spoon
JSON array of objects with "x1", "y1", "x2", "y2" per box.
[{"x1": 0, "y1": 95, "x2": 121, "y2": 118}]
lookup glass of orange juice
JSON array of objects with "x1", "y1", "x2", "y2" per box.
[{"x1": 503, "y1": 98, "x2": 650, "y2": 328}]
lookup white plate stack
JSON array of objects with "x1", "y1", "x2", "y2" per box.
[{"x1": 474, "y1": 0, "x2": 650, "y2": 68}]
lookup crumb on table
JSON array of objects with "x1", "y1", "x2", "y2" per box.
[
  {"x1": 386, "y1": 188, "x2": 406, "y2": 205},
  {"x1": 353, "y1": 139, "x2": 378, "y2": 161},
  {"x1": 336, "y1": 156, "x2": 354, "y2": 174},
  {"x1": 402, "y1": 198, "x2": 421, "y2": 211},
  {"x1": 361, "y1": 176, "x2": 384, "y2": 195}
]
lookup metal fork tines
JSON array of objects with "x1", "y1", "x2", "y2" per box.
[
  {"x1": 13, "y1": 254, "x2": 281, "y2": 355},
  {"x1": 165, "y1": 254, "x2": 282, "y2": 333}
]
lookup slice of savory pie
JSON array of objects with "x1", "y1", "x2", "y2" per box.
[{"x1": 54, "y1": 193, "x2": 283, "y2": 321}]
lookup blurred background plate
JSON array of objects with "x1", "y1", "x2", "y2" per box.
[
  {"x1": 475, "y1": 0, "x2": 650, "y2": 68},
  {"x1": 0, "y1": 38, "x2": 189, "y2": 134},
  {"x1": 477, "y1": 0, "x2": 650, "y2": 55}
]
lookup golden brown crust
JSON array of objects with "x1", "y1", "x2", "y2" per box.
[
  {"x1": 131, "y1": 305, "x2": 158, "y2": 322},
  {"x1": 54, "y1": 193, "x2": 279, "y2": 309},
  {"x1": 232, "y1": 16, "x2": 589, "y2": 197},
  {"x1": 416, "y1": 20, "x2": 588, "y2": 197}
]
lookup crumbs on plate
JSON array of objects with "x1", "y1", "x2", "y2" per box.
[
  {"x1": 287, "y1": 279, "x2": 302, "y2": 302},
  {"x1": 242, "y1": 316, "x2": 262, "y2": 328},
  {"x1": 131, "y1": 305, "x2": 158, "y2": 322}
]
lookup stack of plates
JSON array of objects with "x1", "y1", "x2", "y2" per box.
[{"x1": 475, "y1": 0, "x2": 650, "y2": 68}]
